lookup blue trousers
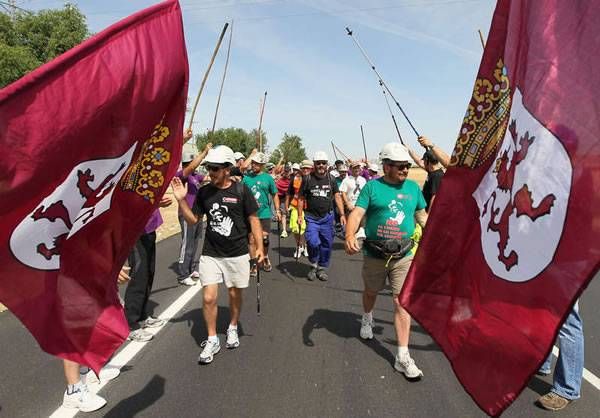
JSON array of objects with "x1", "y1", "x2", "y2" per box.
[
  {"x1": 305, "y1": 212, "x2": 335, "y2": 268},
  {"x1": 539, "y1": 301, "x2": 584, "y2": 400}
]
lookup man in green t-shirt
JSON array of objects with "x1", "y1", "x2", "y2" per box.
[
  {"x1": 243, "y1": 152, "x2": 280, "y2": 273},
  {"x1": 345, "y1": 142, "x2": 428, "y2": 379}
]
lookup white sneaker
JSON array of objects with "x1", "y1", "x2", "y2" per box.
[
  {"x1": 226, "y1": 328, "x2": 240, "y2": 349},
  {"x1": 80, "y1": 367, "x2": 120, "y2": 385},
  {"x1": 62, "y1": 384, "x2": 107, "y2": 412},
  {"x1": 143, "y1": 316, "x2": 166, "y2": 329},
  {"x1": 128, "y1": 328, "x2": 153, "y2": 342},
  {"x1": 360, "y1": 314, "x2": 373, "y2": 340},
  {"x1": 355, "y1": 227, "x2": 366, "y2": 240},
  {"x1": 280, "y1": 230, "x2": 288, "y2": 238},
  {"x1": 198, "y1": 339, "x2": 221, "y2": 364},
  {"x1": 294, "y1": 247, "x2": 301, "y2": 259},
  {"x1": 190, "y1": 271, "x2": 200, "y2": 279},
  {"x1": 302, "y1": 246, "x2": 308, "y2": 257},
  {"x1": 394, "y1": 353, "x2": 423, "y2": 379},
  {"x1": 179, "y1": 276, "x2": 196, "y2": 286}
]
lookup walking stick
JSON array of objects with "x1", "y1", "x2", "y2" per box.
[
  {"x1": 346, "y1": 27, "x2": 420, "y2": 138},
  {"x1": 210, "y1": 20, "x2": 234, "y2": 134},
  {"x1": 277, "y1": 216, "x2": 281, "y2": 266},
  {"x1": 188, "y1": 22, "x2": 229, "y2": 130},
  {"x1": 256, "y1": 263, "x2": 261, "y2": 316},
  {"x1": 360, "y1": 125, "x2": 368, "y2": 162}
]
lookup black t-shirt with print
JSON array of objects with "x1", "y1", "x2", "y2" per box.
[
  {"x1": 192, "y1": 182, "x2": 258, "y2": 257},
  {"x1": 422, "y1": 168, "x2": 444, "y2": 211},
  {"x1": 300, "y1": 173, "x2": 339, "y2": 219}
]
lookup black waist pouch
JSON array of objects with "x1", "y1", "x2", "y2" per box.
[{"x1": 363, "y1": 238, "x2": 414, "y2": 260}]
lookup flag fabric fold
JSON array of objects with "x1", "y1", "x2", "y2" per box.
[
  {"x1": 0, "y1": 0, "x2": 188, "y2": 372},
  {"x1": 400, "y1": 0, "x2": 600, "y2": 415}
]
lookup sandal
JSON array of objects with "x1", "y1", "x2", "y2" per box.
[{"x1": 262, "y1": 259, "x2": 272, "y2": 272}]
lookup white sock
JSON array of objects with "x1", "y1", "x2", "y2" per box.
[
  {"x1": 398, "y1": 346, "x2": 409, "y2": 358},
  {"x1": 79, "y1": 366, "x2": 90, "y2": 375},
  {"x1": 67, "y1": 380, "x2": 83, "y2": 395},
  {"x1": 208, "y1": 335, "x2": 219, "y2": 344},
  {"x1": 363, "y1": 311, "x2": 373, "y2": 321},
  {"x1": 228, "y1": 324, "x2": 237, "y2": 330}
]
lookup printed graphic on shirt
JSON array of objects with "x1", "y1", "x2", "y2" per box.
[{"x1": 208, "y1": 203, "x2": 233, "y2": 237}]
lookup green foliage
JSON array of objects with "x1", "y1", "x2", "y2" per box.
[
  {"x1": 195, "y1": 127, "x2": 268, "y2": 156},
  {"x1": 0, "y1": 4, "x2": 89, "y2": 88},
  {"x1": 269, "y1": 133, "x2": 307, "y2": 163}
]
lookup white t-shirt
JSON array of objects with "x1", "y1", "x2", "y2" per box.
[{"x1": 340, "y1": 175, "x2": 367, "y2": 206}]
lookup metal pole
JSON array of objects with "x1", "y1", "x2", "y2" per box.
[
  {"x1": 188, "y1": 23, "x2": 229, "y2": 130},
  {"x1": 331, "y1": 141, "x2": 339, "y2": 161},
  {"x1": 256, "y1": 264, "x2": 261, "y2": 316},
  {"x1": 346, "y1": 27, "x2": 420, "y2": 137},
  {"x1": 381, "y1": 82, "x2": 405, "y2": 145}
]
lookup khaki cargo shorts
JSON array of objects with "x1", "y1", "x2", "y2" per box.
[{"x1": 362, "y1": 255, "x2": 414, "y2": 296}]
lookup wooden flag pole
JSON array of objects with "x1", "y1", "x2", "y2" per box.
[
  {"x1": 210, "y1": 20, "x2": 234, "y2": 134},
  {"x1": 478, "y1": 29, "x2": 486, "y2": 49},
  {"x1": 257, "y1": 91, "x2": 267, "y2": 152},
  {"x1": 187, "y1": 22, "x2": 229, "y2": 130}
]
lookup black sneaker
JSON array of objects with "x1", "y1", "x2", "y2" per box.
[
  {"x1": 307, "y1": 267, "x2": 317, "y2": 281},
  {"x1": 316, "y1": 268, "x2": 328, "y2": 281}
]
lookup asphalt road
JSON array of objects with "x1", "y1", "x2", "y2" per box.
[{"x1": 1, "y1": 232, "x2": 598, "y2": 418}]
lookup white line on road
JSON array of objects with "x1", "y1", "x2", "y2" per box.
[
  {"x1": 551, "y1": 346, "x2": 600, "y2": 391},
  {"x1": 48, "y1": 282, "x2": 203, "y2": 418}
]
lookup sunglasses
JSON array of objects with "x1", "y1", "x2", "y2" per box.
[
  {"x1": 314, "y1": 161, "x2": 328, "y2": 166},
  {"x1": 388, "y1": 162, "x2": 411, "y2": 170},
  {"x1": 206, "y1": 164, "x2": 226, "y2": 172}
]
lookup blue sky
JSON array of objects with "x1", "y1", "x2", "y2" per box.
[{"x1": 20, "y1": 0, "x2": 496, "y2": 161}]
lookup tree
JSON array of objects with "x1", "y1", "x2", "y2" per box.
[
  {"x1": 270, "y1": 133, "x2": 307, "y2": 164},
  {"x1": 0, "y1": 4, "x2": 89, "y2": 88},
  {"x1": 195, "y1": 127, "x2": 268, "y2": 157}
]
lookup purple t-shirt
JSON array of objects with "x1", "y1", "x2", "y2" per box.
[
  {"x1": 177, "y1": 169, "x2": 205, "y2": 207},
  {"x1": 144, "y1": 209, "x2": 163, "y2": 233}
]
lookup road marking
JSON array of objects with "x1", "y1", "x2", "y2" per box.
[
  {"x1": 552, "y1": 346, "x2": 600, "y2": 391},
  {"x1": 48, "y1": 283, "x2": 203, "y2": 418}
]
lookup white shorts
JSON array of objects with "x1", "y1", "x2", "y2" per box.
[{"x1": 198, "y1": 254, "x2": 251, "y2": 288}]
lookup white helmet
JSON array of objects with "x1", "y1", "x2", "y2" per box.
[
  {"x1": 202, "y1": 145, "x2": 236, "y2": 166},
  {"x1": 379, "y1": 143, "x2": 410, "y2": 162},
  {"x1": 291, "y1": 163, "x2": 300, "y2": 170},
  {"x1": 182, "y1": 152, "x2": 196, "y2": 163},
  {"x1": 313, "y1": 151, "x2": 329, "y2": 162},
  {"x1": 250, "y1": 152, "x2": 268, "y2": 164},
  {"x1": 368, "y1": 163, "x2": 379, "y2": 172},
  {"x1": 233, "y1": 151, "x2": 245, "y2": 161}
]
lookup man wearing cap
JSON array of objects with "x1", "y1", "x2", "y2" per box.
[
  {"x1": 176, "y1": 140, "x2": 212, "y2": 286},
  {"x1": 367, "y1": 163, "x2": 380, "y2": 180},
  {"x1": 345, "y1": 142, "x2": 427, "y2": 379},
  {"x1": 286, "y1": 161, "x2": 311, "y2": 258},
  {"x1": 340, "y1": 161, "x2": 367, "y2": 238},
  {"x1": 171, "y1": 145, "x2": 265, "y2": 365},
  {"x1": 297, "y1": 151, "x2": 345, "y2": 281},
  {"x1": 243, "y1": 152, "x2": 281, "y2": 273}
]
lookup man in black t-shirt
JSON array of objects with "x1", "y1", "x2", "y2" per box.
[
  {"x1": 172, "y1": 145, "x2": 264, "y2": 365},
  {"x1": 297, "y1": 151, "x2": 346, "y2": 281},
  {"x1": 421, "y1": 150, "x2": 444, "y2": 212}
]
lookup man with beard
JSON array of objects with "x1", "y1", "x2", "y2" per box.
[{"x1": 297, "y1": 151, "x2": 345, "y2": 281}]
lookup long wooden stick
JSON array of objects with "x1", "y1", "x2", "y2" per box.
[
  {"x1": 331, "y1": 141, "x2": 339, "y2": 161},
  {"x1": 187, "y1": 22, "x2": 229, "y2": 130},
  {"x1": 210, "y1": 20, "x2": 234, "y2": 134},
  {"x1": 478, "y1": 29, "x2": 486, "y2": 49},
  {"x1": 257, "y1": 91, "x2": 267, "y2": 152},
  {"x1": 332, "y1": 142, "x2": 351, "y2": 162},
  {"x1": 360, "y1": 125, "x2": 367, "y2": 161}
]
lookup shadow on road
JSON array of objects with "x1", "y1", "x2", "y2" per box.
[
  {"x1": 103, "y1": 375, "x2": 165, "y2": 418},
  {"x1": 302, "y1": 308, "x2": 395, "y2": 367},
  {"x1": 170, "y1": 307, "x2": 247, "y2": 347}
]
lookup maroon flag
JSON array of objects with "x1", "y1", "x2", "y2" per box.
[
  {"x1": 0, "y1": 0, "x2": 188, "y2": 372},
  {"x1": 400, "y1": 0, "x2": 600, "y2": 415}
]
